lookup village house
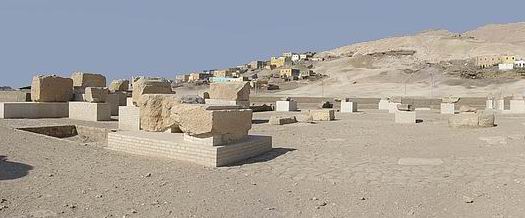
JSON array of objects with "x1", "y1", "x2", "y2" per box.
[
  {"x1": 188, "y1": 72, "x2": 212, "y2": 82},
  {"x1": 475, "y1": 55, "x2": 516, "y2": 69},
  {"x1": 280, "y1": 68, "x2": 300, "y2": 79},
  {"x1": 175, "y1": 74, "x2": 190, "y2": 83},
  {"x1": 270, "y1": 56, "x2": 292, "y2": 68},
  {"x1": 248, "y1": 60, "x2": 266, "y2": 69},
  {"x1": 515, "y1": 59, "x2": 525, "y2": 69},
  {"x1": 282, "y1": 52, "x2": 294, "y2": 58}
]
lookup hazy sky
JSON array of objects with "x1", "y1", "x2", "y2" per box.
[{"x1": 1, "y1": 0, "x2": 524, "y2": 87}]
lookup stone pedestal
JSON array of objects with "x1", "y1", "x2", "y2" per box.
[
  {"x1": 0, "y1": 102, "x2": 69, "y2": 119},
  {"x1": 310, "y1": 109, "x2": 335, "y2": 121},
  {"x1": 510, "y1": 100, "x2": 525, "y2": 113},
  {"x1": 276, "y1": 101, "x2": 298, "y2": 111},
  {"x1": 496, "y1": 99, "x2": 505, "y2": 111},
  {"x1": 395, "y1": 111, "x2": 416, "y2": 124},
  {"x1": 107, "y1": 131, "x2": 272, "y2": 167},
  {"x1": 340, "y1": 101, "x2": 357, "y2": 113},
  {"x1": 388, "y1": 102, "x2": 401, "y2": 113},
  {"x1": 205, "y1": 99, "x2": 250, "y2": 107},
  {"x1": 118, "y1": 106, "x2": 140, "y2": 131},
  {"x1": 440, "y1": 103, "x2": 455, "y2": 114},
  {"x1": 378, "y1": 99, "x2": 389, "y2": 110},
  {"x1": 69, "y1": 102, "x2": 111, "y2": 121},
  {"x1": 107, "y1": 92, "x2": 128, "y2": 116}
]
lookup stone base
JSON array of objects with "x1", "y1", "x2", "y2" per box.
[
  {"x1": 388, "y1": 102, "x2": 401, "y2": 113},
  {"x1": 496, "y1": 99, "x2": 505, "y2": 111},
  {"x1": 107, "y1": 131, "x2": 273, "y2": 167},
  {"x1": 310, "y1": 109, "x2": 335, "y2": 121},
  {"x1": 276, "y1": 101, "x2": 298, "y2": 111},
  {"x1": 205, "y1": 99, "x2": 250, "y2": 107},
  {"x1": 440, "y1": 103, "x2": 455, "y2": 114},
  {"x1": 510, "y1": 100, "x2": 525, "y2": 114},
  {"x1": 378, "y1": 99, "x2": 389, "y2": 110},
  {"x1": 486, "y1": 100, "x2": 494, "y2": 109},
  {"x1": 340, "y1": 101, "x2": 357, "y2": 113},
  {"x1": 118, "y1": 106, "x2": 140, "y2": 131},
  {"x1": 107, "y1": 92, "x2": 128, "y2": 116},
  {"x1": 395, "y1": 111, "x2": 416, "y2": 124},
  {"x1": 0, "y1": 102, "x2": 69, "y2": 119},
  {"x1": 69, "y1": 102, "x2": 111, "y2": 121},
  {"x1": 183, "y1": 132, "x2": 248, "y2": 146}
]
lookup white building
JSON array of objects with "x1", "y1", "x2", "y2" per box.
[
  {"x1": 291, "y1": 54, "x2": 301, "y2": 62},
  {"x1": 515, "y1": 60, "x2": 525, "y2": 68},
  {"x1": 499, "y1": 63, "x2": 514, "y2": 70}
]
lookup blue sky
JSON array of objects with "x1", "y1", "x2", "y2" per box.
[{"x1": 1, "y1": 0, "x2": 524, "y2": 87}]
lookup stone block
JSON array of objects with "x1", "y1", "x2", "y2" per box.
[
  {"x1": 109, "y1": 79, "x2": 129, "y2": 92},
  {"x1": 341, "y1": 101, "x2": 357, "y2": 113},
  {"x1": 510, "y1": 99, "x2": 525, "y2": 114},
  {"x1": 0, "y1": 91, "x2": 31, "y2": 102},
  {"x1": 496, "y1": 99, "x2": 505, "y2": 111},
  {"x1": 478, "y1": 110, "x2": 496, "y2": 127},
  {"x1": 205, "y1": 99, "x2": 250, "y2": 107},
  {"x1": 118, "y1": 106, "x2": 140, "y2": 131},
  {"x1": 71, "y1": 72, "x2": 106, "y2": 88},
  {"x1": 378, "y1": 99, "x2": 389, "y2": 110},
  {"x1": 440, "y1": 103, "x2": 455, "y2": 114},
  {"x1": 69, "y1": 102, "x2": 111, "y2": 121},
  {"x1": 0, "y1": 102, "x2": 69, "y2": 119},
  {"x1": 486, "y1": 99, "x2": 494, "y2": 109},
  {"x1": 84, "y1": 87, "x2": 109, "y2": 103},
  {"x1": 31, "y1": 75, "x2": 73, "y2": 102},
  {"x1": 395, "y1": 111, "x2": 416, "y2": 124},
  {"x1": 388, "y1": 102, "x2": 401, "y2": 113},
  {"x1": 269, "y1": 116, "x2": 297, "y2": 125},
  {"x1": 126, "y1": 97, "x2": 133, "y2": 106},
  {"x1": 441, "y1": 96, "x2": 460, "y2": 103},
  {"x1": 276, "y1": 100, "x2": 297, "y2": 111},
  {"x1": 107, "y1": 92, "x2": 128, "y2": 116},
  {"x1": 310, "y1": 109, "x2": 335, "y2": 121},
  {"x1": 208, "y1": 82, "x2": 250, "y2": 101},
  {"x1": 132, "y1": 78, "x2": 174, "y2": 104},
  {"x1": 107, "y1": 131, "x2": 272, "y2": 167},
  {"x1": 448, "y1": 111, "x2": 495, "y2": 128},
  {"x1": 397, "y1": 104, "x2": 414, "y2": 111},
  {"x1": 138, "y1": 94, "x2": 180, "y2": 132}
]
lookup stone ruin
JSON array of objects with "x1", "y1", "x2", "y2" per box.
[
  {"x1": 320, "y1": 101, "x2": 333, "y2": 109},
  {"x1": 132, "y1": 77, "x2": 174, "y2": 105},
  {"x1": 84, "y1": 87, "x2": 109, "y2": 103},
  {"x1": 441, "y1": 96, "x2": 460, "y2": 104},
  {"x1": 71, "y1": 72, "x2": 106, "y2": 90},
  {"x1": 206, "y1": 82, "x2": 250, "y2": 107},
  {"x1": 448, "y1": 106, "x2": 495, "y2": 128},
  {"x1": 440, "y1": 96, "x2": 459, "y2": 114},
  {"x1": 110, "y1": 79, "x2": 130, "y2": 92},
  {"x1": 31, "y1": 75, "x2": 73, "y2": 102}
]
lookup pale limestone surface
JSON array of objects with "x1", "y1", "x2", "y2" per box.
[
  {"x1": 340, "y1": 101, "x2": 357, "y2": 113},
  {"x1": 68, "y1": 102, "x2": 111, "y2": 121},
  {"x1": 395, "y1": 110, "x2": 416, "y2": 124},
  {"x1": 84, "y1": 87, "x2": 109, "y2": 103},
  {"x1": 440, "y1": 103, "x2": 455, "y2": 114},
  {"x1": 118, "y1": 106, "x2": 140, "y2": 131},
  {"x1": 0, "y1": 102, "x2": 69, "y2": 118},
  {"x1": 31, "y1": 75, "x2": 73, "y2": 102},
  {"x1": 138, "y1": 94, "x2": 180, "y2": 132},
  {"x1": 208, "y1": 82, "x2": 250, "y2": 101},
  {"x1": 276, "y1": 100, "x2": 298, "y2": 111},
  {"x1": 448, "y1": 110, "x2": 495, "y2": 128},
  {"x1": 310, "y1": 109, "x2": 335, "y2": 121},
  {"x1": 71, "y1": 72, "x2": 106, "y2": 88},
  {"x1": 109, "y1": 80, "x2": 129, "y2": 92},
  {"x1": 132, "y1": 78, "x2": 174, "y2": 104},
  {"x1": 269, "y1": 115, "x2": 297, "y2": 125},
  {"x1": 441, "y1": 96, "x2": 460, "y2": 103}
]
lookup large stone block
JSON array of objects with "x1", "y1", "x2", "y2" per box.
[
  {"x1": 138, "y1": 94, "x2": 180, "y2": 132},
  {"x1": 84, "y1": 87, "x2": 109, "y2": 103},
  {"x1": 269, "y1": 116, "x2": 297, "y2": 125},
  {"x1": 106, "y1": 92, "x2": 128, "y2": 116},
  {"x1": 440, "y1": 103, "x2": 455, "y2": 114},
  {"x1": 69, "y1": 102, "x2": 111, "y2": 121},
  {"x1": 441, "y1": 96, "x2": 460, "y2": 103},
  {"x1": 209, "y1": 82, "x2": 250, "y2": 101},
  {"x1": 31, "y1": 75, "x2": 73, "y2": 102},
  {"x1": 0, "y1": 91, "x2": 31, "y2": 102},
  {"x1": 118, "y1": 106, "x2": 140, "y2": 131},
  {"x1": 496, "y1": 99, "x2": 505, "y2": 111},
  {"x1": 388, "y1": 102, "x2": 401, "y2": 113},
  {"x1": 276, "y1": 100, "x2": 297, "y2": 111},
  {"x1": 486, "y1": 99, "x2": 494, "y2": 109},
  {"x1": 71, "y1": 72, "x2": 106, "y2": 88},
  {"x1": 341, "y1": 101, "x2": 357, "y2": 113},
  {"x1": 0, "y1": 102, "x2": 69, "y2": 119},
  {"x1": 109, "y1": 79, "x2": 129, "y2": 92},
  {"x1": 510, "y1": 99, "x2": 525, "y2": 114},
  {"x1": 310, "y1": 109, "x2": 335, "y2": 121},
  {"x1": 132, "y1": 78, "x2": 174, "y2": 104},
  {"x1": 395, "y1": 111, "x2": 416, "y2": 124},
  {"x1": 378, "y1": 99, "x2": 389, "y2": 110},
  {"x1": 448, "y1": 111, "x2": 495, "y2": 128}
]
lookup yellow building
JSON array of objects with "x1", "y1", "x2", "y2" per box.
[
  {"x1": 270, "y1": 56, "x2": 291, "y2": 68},
  {"x1": 475, "y1": 55, "x2": 516, "y2": 68},
  {"x1": 213, "y1": 70, "x2": 233, "y2": 78},
  {"x1": 280, "y1": 68, "x2": 300, "y2": 79}
]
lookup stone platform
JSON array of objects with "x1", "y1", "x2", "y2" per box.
[
  {"x1": 0, "y1": 102, "x2": 69, "y2": 119},
  {"x1": 276, "y1": 101, "x2": 298, "y2": 111},
  {"x1": 69, "y1": 102, "x2": 111, "y2": 121},
  {"x1": 107, "y1": 131, "x2": 273, "y2": 167}
]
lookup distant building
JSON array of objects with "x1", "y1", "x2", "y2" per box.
[
  {"x1": 515, "y1": 60, "x2": 525, "y2": 68},
  {"x1": 188, "y1": 72, "x2": 212, "y2": 82},
  {"x1": 175, "y1": 74, "x2": 190, "y2": 83},
  {"x1": 210, "y1": 76, "x2": 249, "y2": 83},
  {"x1": 501, "y1": 55, "x2": 516, "y2": 64},
  {"x1": 282, "y1": 52, "x2": 294, "y2": 58},
  {"x1": 475, "y1": 55, "x2": 516, "y2": 69},
  {"x1": 280, "y1": 68, "x2": 300, "y2": 79},
  {"x1": 291, "y1": 54, "x2": 301, "y2": 62},
  {"x1": 300, "y1": 70, "x2": 315, "y2": 79},
  {"x1": 213, "y1": 69, "x2": 233, "y2": 78},
  {"x1": 248, "y1": 60, "x2": 266, "y2": 69},
  {"x1": 270, "y1": 56, "x2": 292, "y2": 68},
  {"x1": 498, "y1": 63, "x2": 514, "y2": 70}
]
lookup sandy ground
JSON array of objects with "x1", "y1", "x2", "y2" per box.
[{"x1": 2, "y1": 110, "x2": 525, "y2": 217}]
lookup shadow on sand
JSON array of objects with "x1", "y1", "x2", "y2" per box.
[
  {"x1": 0, "y1": 155, "x2": 33, "y2": 181},
  {"x1": 226, "y1": 148, "x2": 296, "y2": 166},
  {"x1": 252, "y1": 119, "x2": 269, "y2": 124}
]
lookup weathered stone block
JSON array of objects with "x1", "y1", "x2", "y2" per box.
[
  {"x1": 269, "y1": 116, "x2": 297, "y2": 125},
  {"x1": 118, "y1": 106, "x2": 140, "y2": 131},
  {"x1": 69, "y1": 102, "x2": 111, "y2": 121},
  {"x1": 388, "y1": 102, "x2": 401, "y2": 113},
  {"x1": 440, "y1": 103, "x2": 455, "y2": 114},
  {"x1": 109, "y1": 79, "x2": 129, "y2": 92},
  {"x1": 138, "y1": 94, "x2": 180, "y2": 132},
  {"x1": 0, "y1": 102, "x2": 69, "y2": 119},
  {"x1": 478, "y1": 110, "x2": 496, "y2": 127},
  {"x1": 132, "y1": 78, "x2": 174, "y2": 104},
  {"x1": 84, "y1": 87, "x2": 109, "y2": 103},
  {"x1": 395, "y1": 111, "x2": 416, "y2": 124},
  {"x1": 209, "y1": 82, "x2": 250, "y2": 101},
  {"x1": 276, "y1": 100, "x2": 297, "y2": 111},
  {"x1": 510, "y1": 99, "x2": 525, "y2": 114},
  {"x1": 378, "y1": 99, "x2": 389, "y2": 110},
  {"x1": 71, "y1": 72, "x2": 106, "y2": 88},
  {"x1": 441, "y1": 96, "x2": 460, "y2": 103},
  {"x1": 448, "y1": 111, "x2": 495, "y2": 128},
  {"x1": 107, "y1": 91, "x2": 128, "y2": 116},
  {"x1": 341, "y1": 101, "x2": 357, "y2": 113},
  {"x1": 31, "y1": 75, "x2": 73, "y2": 102},
  {"x1": 397, "y1": 104, "x2": 414, "y2": 111},
  {"x1": 486, "y1": 99, "x2": 494, "y2": 109},
  {"x1": 310, "y1": 109, "x2": 335, "y2": 121}
]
